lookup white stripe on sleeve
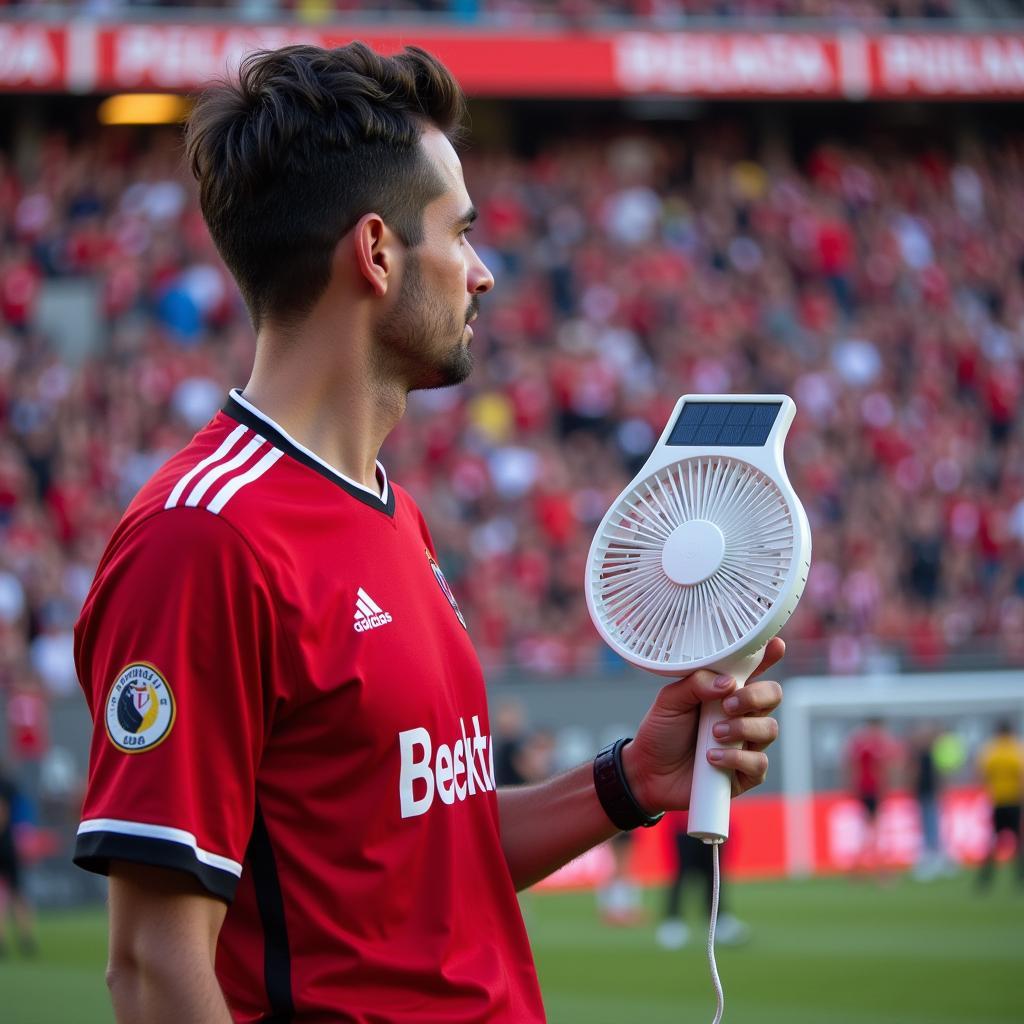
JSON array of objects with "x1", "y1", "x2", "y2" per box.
[
  {"x1": 185, "y1": 435, "x2": 265, "y2": 508},
  {"x1": 207, "y1": 448, "x2": 285, "y2": 515},
  {"x1": 165, "y1": 424, "x2": 249, "y2": 510}
]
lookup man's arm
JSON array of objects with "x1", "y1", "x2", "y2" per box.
[
  {"x1": 498, "y1": 639, "x2": 785, "y2": 891},
  {"x1": 498, "y1": 762, "x2": 618, "y2": 891},
  {"x1": 107, "y1": 862, "x2": 231, "y2": 1024}
]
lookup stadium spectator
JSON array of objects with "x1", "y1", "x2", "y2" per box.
[{"x1": 975, "y1": 719, "x2": 1024, "y2": 891}]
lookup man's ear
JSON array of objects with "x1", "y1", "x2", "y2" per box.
[{"x1": 350, "y1": 212, "x2": 397, "y2": 297}]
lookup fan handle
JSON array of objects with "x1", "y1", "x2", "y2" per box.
[{"x1": 687, "y1": 645, "x2": 768, "y2": 844}]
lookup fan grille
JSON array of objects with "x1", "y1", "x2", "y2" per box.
[{"x1": 591, "y1": 456, "x2": 795, "y2": 666}]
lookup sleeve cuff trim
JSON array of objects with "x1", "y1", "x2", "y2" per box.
[
  {"x1": 77, "y1": 818, "x2": 242, "y2": 876},
  {"x1": 73, "y1": 822, "x2": 242, "y2": 903}
]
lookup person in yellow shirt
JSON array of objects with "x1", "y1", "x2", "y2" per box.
[{"x1": 976, "y1": 719, "x2": 1024, "y2": 890}]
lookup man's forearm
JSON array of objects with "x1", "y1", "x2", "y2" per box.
[
  {"x1": 108, "y1": 957, "x2": 233, "y2": 1024},
  {"x1": 106, "y1": 860, "x2": 232, "y2": 1024},
  {"x1": 498, "y1": 762, "x2": 620, "y2": 891}
]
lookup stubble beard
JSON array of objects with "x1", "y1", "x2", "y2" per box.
[{"x1": 378, "y1": 253, "x2": 476, "y2": 392}]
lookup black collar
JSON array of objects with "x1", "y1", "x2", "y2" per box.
[{"x1": 222, "y1": 390, "x2": 396, "y2": 518}]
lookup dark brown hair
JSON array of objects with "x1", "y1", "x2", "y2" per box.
[{"x1": 185, "y1": 42, "x2": 466, "y2": 328}]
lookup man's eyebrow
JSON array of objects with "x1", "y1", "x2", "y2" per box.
[{"x1": 457, "y1": 206, "x2": 478, "y2": 227}]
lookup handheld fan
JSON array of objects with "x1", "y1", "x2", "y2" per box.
[{"x1": 586, "y1": 395, "x2": 811, "y2": 843}]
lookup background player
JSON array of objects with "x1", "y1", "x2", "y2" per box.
[
  {"x1": 0, "y1": 764, "x2": 37, "y2": 958},
  {"x1": 975, "y1": 719, "x2": 1024, "y2": 891},
  {"x1": 845, "y1": 716, "x2": 901, "y2": 878},
  {"x1": 656, "y1": 815, "x2": 749, "y2": 949}
]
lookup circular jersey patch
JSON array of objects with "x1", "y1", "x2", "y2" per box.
[{"x1": 104, "y1": 662, "x2": 176, "y2": 753}]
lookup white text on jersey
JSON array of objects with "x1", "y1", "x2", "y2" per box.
[{"x1": 398, "y1": 716, "x2": 495, "y2": 819}]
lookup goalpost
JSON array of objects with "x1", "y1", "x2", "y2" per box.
[{"x1": 778, "y1": 670, "x2": 1024, "y2": 876}]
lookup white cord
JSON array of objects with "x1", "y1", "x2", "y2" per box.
[{"x1": 707, "y1": 839, "x2": 725, "y2": 1024}]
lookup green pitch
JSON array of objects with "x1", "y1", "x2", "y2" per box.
[
  {"x1": 530, "y1": 873, "x2": 1023, "y2": 1024},
  {"x1": 1, "y1": 873, "x2": 1020, "y2": 1023}
]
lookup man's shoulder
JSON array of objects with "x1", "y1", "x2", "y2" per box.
[
  {"x1": 132, "y1": 412, "x2": 287, "y2": 524},
  {"x1": 95, "y1": 413, "x2": 298, "y2": 591}
]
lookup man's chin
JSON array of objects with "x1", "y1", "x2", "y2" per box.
[
  {"x1": 411, "y1": 349, "x2": 474, "y2": 392},
  {"x1": 439, "y1": 348, "x2": 474, "y2": 387}
]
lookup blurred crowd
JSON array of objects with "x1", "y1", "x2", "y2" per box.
[
  {"x1": 0, "y1": 0, "x2": 960, "y2": 24},
  {"x1": 0, "y1": 115, "x2": 1022, "y2": 713}
]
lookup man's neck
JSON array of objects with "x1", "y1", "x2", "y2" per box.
[{"x1": 242, "y1": 323, "x2": 405, "y2": 496}]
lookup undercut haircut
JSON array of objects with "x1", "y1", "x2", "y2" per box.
[{"x1": 185, "y1": 43, "x2": 467, "y2": 328}]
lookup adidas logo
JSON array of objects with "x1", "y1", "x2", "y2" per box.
[{"x1": 353, "y1": 587, "x2": 393, "y2": 633}]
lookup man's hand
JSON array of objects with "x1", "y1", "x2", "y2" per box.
[
  {"x1": 621, "y1": 637, "x2": 786, "y2": 816},
  {"x1": 497, "y1": 638, "x2": 785, "y2": 890}
]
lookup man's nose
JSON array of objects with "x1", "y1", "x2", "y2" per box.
[{"x1": 468, "y1": 244, "x2": 494, "y2": 295}]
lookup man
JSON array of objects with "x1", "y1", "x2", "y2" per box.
[
  {"x1": 845, "y1": 716, "x2": 899, "y2": 875},
  {"x1": 976, "y1": 719, "x2": 1024, "y2": 890},
  {"x1": 908, "y1": 721, "x2": 952, "y2": 881},
  {"x1": 73, "y1": 43, "x2": 784, "y2": 1023},
  {"x1": 656, "y1": 817, "x2": 749, "y2": 949},
  {"x1": 0, "y1": 765, "x2": 37, "y2": 956}
]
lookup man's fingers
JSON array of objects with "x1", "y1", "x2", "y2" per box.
[
  {"x1": 708, "y1": 748, "x2": 770, "y2": 787},
  {"x1": 721, "y1": 679, "x2": 783, "y2": 717},
  {"x1": 711, "y1": 715, "x2": 779, "y2": 750},
  {"x1": 658, "y1": 646, "x2": 785, "y2": 714},
  {"x1": 752, "y1": 637, "x2": 786, "y2": 677},
  {"x1": 657, "y1": 668, "x2": 734, "y2": 711}
]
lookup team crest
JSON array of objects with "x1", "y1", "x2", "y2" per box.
[
  {"x1": 426, "y1": 549, "x2": 467, "y2": 630},
  {"x1": 104, "y1": 663, "x2": 175, "y2": 753}
]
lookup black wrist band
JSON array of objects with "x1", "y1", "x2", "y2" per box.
[{"x1": 593, "y1": 737, "x2": 665, "y2": 831}]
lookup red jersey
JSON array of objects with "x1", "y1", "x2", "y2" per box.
[
  {"x1": 847, "y1": 727, "x2": 898, "y2": 799},
  {"x1": 74, "y1": 390, "x2": 546, "y2": 1024}
]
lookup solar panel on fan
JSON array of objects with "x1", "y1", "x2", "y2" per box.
[{"x1": 667, "y1": 401, "x2": 782, "y2": 447}]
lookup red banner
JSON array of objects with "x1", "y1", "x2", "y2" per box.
[
  {"x1": 0, "y1": 24, "x2": 66, "y2": 90},
  {"x1": 92, "y1": 26, "x2": 621, "y2": 96},
  {"x1": 4, "y1": 24, "x2": 1024, "y2": 99},
  {"x1": 537, "y1": 786, "x2": 993, "y2": 888},
  {"x1": 873, "y1": 34, "x2": 1024, "y2": 97},
  {"x1": 614, "y1": 32, "x2": 841, "y2": 96}
]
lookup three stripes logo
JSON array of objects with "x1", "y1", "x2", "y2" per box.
[
  {"x1": 353, "y1": 587, "x2": 393, "y2": 633},
  {"x1": 165, "y1": 424, "x2": 284, "y2": 515}
]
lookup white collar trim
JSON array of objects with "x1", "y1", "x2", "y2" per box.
[{"x1": 229, "y1": 389, "x2": 389, "y2": 504}]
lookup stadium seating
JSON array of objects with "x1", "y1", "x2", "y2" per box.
[{"x1": 0, "y1": 118, "x2": 1022, "y2": 699}]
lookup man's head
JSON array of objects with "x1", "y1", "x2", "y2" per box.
[
  {"x1": 186, "y1": 41, "x2": 488, "y2": 361},
  {"x1": 373, "y1": 125, "x2": 491, "y2": 389}
]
